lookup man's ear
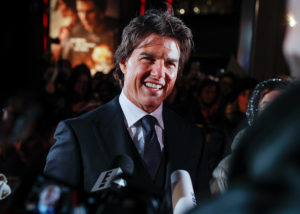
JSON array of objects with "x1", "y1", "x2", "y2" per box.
[{"x1": 119, "y1": 60, "x2": 127, "y2": 74}]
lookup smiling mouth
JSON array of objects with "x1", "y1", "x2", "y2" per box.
[{"x1": 145, "y1": 82, "x2": 163, "y2": 90}]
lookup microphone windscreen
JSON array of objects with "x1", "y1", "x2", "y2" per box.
[
  {"x1": 110, "y1": 154, "x2": 134, "y2": 176},
  {"x1": 171, "y1": 170, "x2": 196, "y2": 214}
]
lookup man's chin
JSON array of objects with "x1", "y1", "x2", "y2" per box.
[{"x1": 141, "y1": 101, "x2": 161, "y2": 113}]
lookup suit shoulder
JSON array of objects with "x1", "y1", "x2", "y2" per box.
[
  {"x1": 66, "y1": 96, "x2": 119, "y2": 123},
  {"x1": 164, "y1": 106, "x2": 204, "y2": 136}
]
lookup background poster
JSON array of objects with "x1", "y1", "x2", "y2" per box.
[{"x1": 49, "y1": 0, "x2": 120, "y2": 75}]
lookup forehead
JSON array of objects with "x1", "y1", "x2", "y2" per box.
[
  {"x1": 135, "y1": 34, "x2": 180, "y2": 56},
  {"x1": 76, "y1": 1, "x2": 95, "y2": 9}
]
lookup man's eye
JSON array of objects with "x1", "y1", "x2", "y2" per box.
[{"x1": 166, "y1": 61, "x2": 176, "y2": 68}]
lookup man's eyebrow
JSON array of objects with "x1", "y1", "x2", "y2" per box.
[
  {"x1": 139, "y1": 52, "x2": 156, "y2": 57},
  {"x1": 139, "y1": 52, "x2": 179, "y2": 63},
  {"x1": 168, "y1": 58, "x2": 179, "y2": 63}
]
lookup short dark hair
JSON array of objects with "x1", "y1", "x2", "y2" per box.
[{"x1": 114, "y1": 9, "x2": 193, "y2": 86}]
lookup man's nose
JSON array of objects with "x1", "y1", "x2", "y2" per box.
[
  {"x1": 151, "y1": 61, "x2": 165, "y2": 79},
  {"x1": 82, "y1": 12, "x2": 88, "y2": 20}
]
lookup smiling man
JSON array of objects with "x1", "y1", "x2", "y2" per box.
[{"x1": 44, "y1": 10, "x2": 209, "y2": 212}]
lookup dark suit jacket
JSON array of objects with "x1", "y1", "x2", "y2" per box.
[{"x1": 44, "y1": 96, "x2": 209, "y2": 205}]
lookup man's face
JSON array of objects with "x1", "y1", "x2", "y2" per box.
[
  {"x1": 120, "y1": 34, "x2": 180, "y2": 113},
  {"x1": 76, "y1": 1, "x2": 100, "y2": 31},
  {"x1": 283, "y1": 0, "x2": 300, "y2": 78}
]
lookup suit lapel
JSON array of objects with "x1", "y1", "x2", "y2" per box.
[
  {"x1": 163, "y1": 107, "x2": 181, "y2": 190},
  {"x1": 92, "y1": 97, "x2": 135, "y2": 163},
  {"x1": 163, "y1": 107, "x2": 181, "y2": 165}
]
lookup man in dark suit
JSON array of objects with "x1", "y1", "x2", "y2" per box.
[{"x1": 44, "y1": 9, "x2": 209, "y2": 212}]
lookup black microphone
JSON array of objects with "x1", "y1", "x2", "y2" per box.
[
  {"x1": 110, "y1": 154, "x2": 135, "y2": 175},
  {"x1": 90, "y1": 155, "x2": 163, "y2": 214},
  {"x1": 91, "y1": 154, "x2": 134, "y2": 192}
]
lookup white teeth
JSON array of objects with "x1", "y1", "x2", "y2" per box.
[{"x1": 145, "y1": 83, "x2": 162, "y2": 90}]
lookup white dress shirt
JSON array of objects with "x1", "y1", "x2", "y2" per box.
[{"x1": 119, "y1": 90, "x2": 164, "y2": 158}]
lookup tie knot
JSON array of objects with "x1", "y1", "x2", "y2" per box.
[{"x1": 141, "y1": 115, "x2": 156, "y2": 132}]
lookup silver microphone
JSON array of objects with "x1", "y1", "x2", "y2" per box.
[{"x1": 171, "y1": 170, "x2": 196, "y2": 214}]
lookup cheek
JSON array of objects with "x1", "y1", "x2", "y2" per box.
[
  {"x1": 169, "y1": 70, "x2": 178, "y2": 80},
  {"x1": 124, "y1": 70, "x2": 141, "y2": 89},
  {"x1": 166, "y1": 70, "x2": 178, "y2": 85},
  {"x1": 131, "y1": 65, "x2": 148, "y2": 83},
  {"x1": 167, "y1": 76, "x2": 176, "y2": 92},
  {"x1": 165, "y1": 77, "x2": 177, "y2": 97}
]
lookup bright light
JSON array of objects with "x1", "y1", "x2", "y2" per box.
[
  {"x1": 287, "y1": 13, "x2": 297, "y2": 27},
  {"x1": 193, "y1": 7, "x2": 200, "y2": 14},
  {"x1": 179, "y1": 8, "x2": 185, "y2": 15}
]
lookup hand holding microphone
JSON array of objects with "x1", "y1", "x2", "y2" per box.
[{"x1": 171, "y1": 170, "x2": 197, "y2": 214}]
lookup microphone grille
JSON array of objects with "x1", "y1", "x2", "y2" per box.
[{"x1": 111, "y1": 154, "x2": 134, "y2": 175}]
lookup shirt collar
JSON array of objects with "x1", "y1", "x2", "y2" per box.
[{"x1": 119, "y1": 90, "x2": 164, "y2": 129}]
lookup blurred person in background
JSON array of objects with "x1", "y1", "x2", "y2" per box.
[
  {"x1": 218, "y1": 72, "x2": 237, "y2": 103},
  {"x1": 188, "y1": 78, "x2": 222, "y2": 142},
  {"x1": 209, "y1": 78, "x2": 291, "y2": 195},
  {"x1": 64, "y1": 63, "x2": 98, "y2": 117},
  {"x1": 91, "y1": 71, "x2": 120, "y2": 105},
  {"x1": 207, "y1": 77, "x2": 256, "y2": 178},
  {"x1": 207, "y1": 96, "x2": 240, "y2": 178},
  {"x1": 39, "y1": 59, "x2": 72, "y2": 124},
  {"x1": 0, "y1": 91, "x2": 54, "y2": 190},
  {"x1": 235, "y1": 77, "x2": 257, "y2": 117}
]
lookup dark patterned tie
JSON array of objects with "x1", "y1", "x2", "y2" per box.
[{"x1": 141, "y1": 115, "x2": 162, "y2": 179}]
